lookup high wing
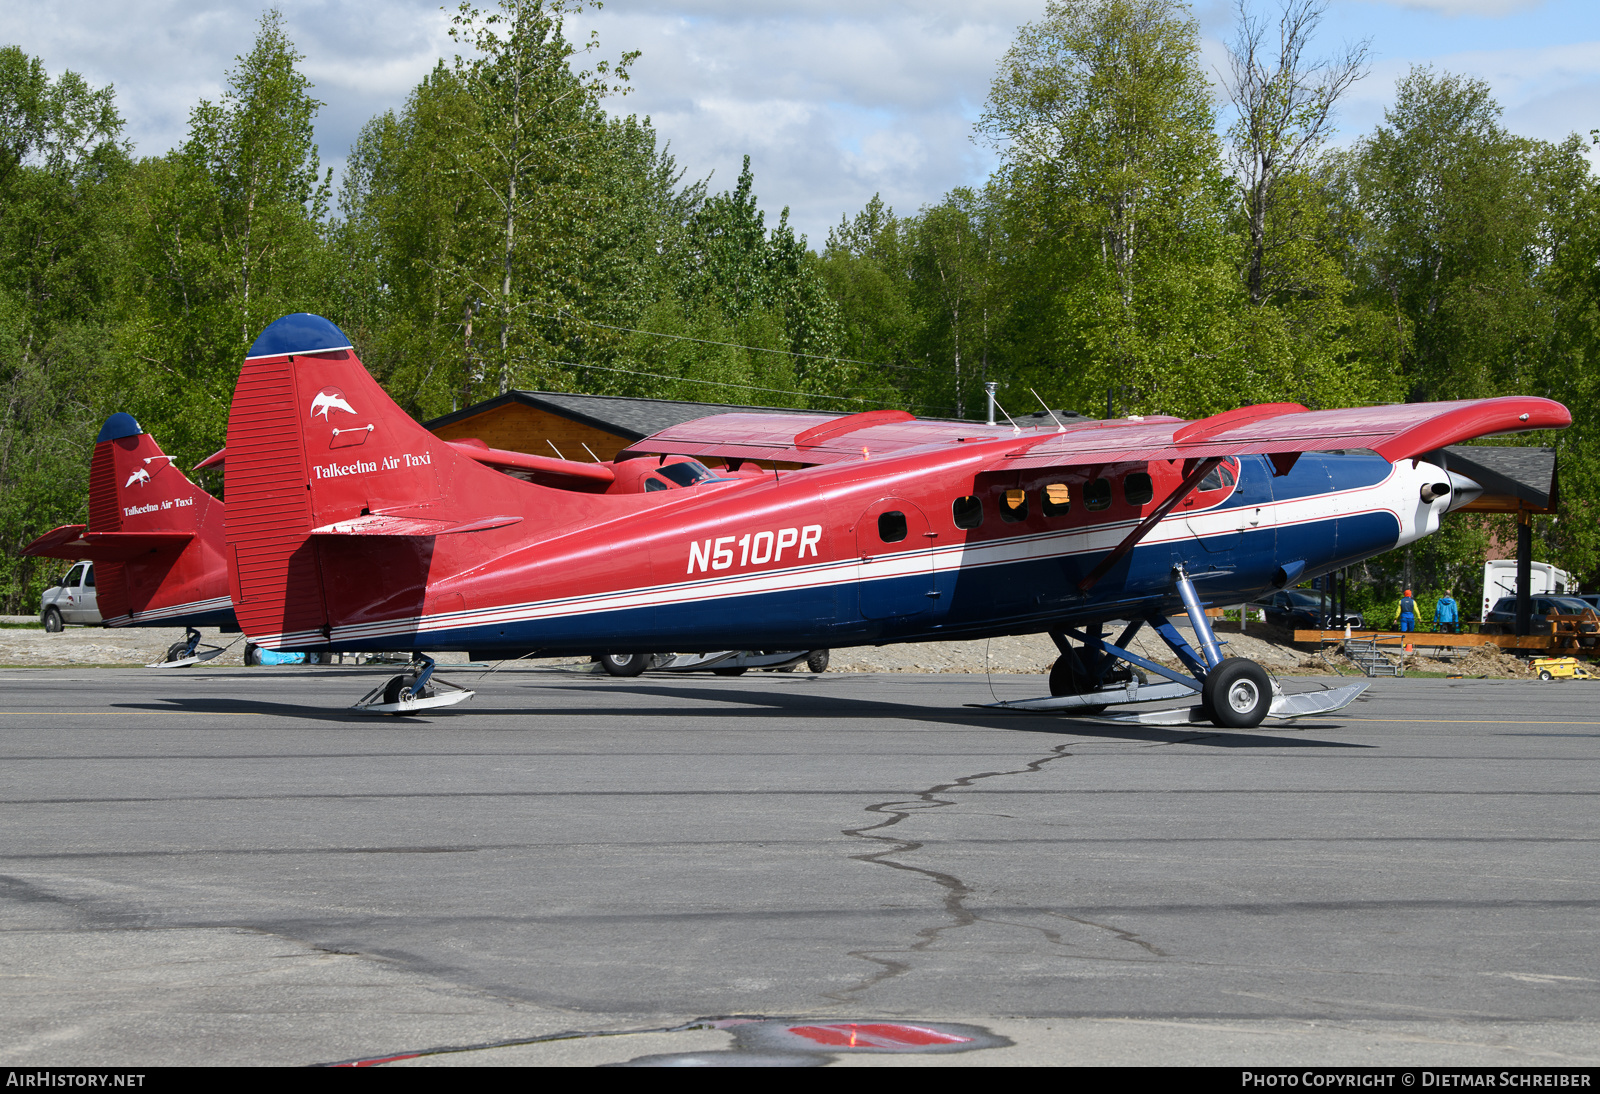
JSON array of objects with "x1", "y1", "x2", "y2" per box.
[
  {"x1": 624, "y1": 407, "x2": 1054, "y2": 466},
  {"x1": 193, "y1": 439, "x2": 615, "y2": 487},
  {"x1": 22, "y1": 525, "x2": 195, "y2": 562},
  {"x1": 990, "y1": 397, "x2": 1570, "y2": 469},
  {"x1": 630, "y1": 398, "x2": 1569, "y2": 470}
]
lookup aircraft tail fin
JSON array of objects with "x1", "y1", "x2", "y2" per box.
[
  {"x1": 225, "y1": 313, "x2": 566, "y2": 647},
  {"x1": 27, "y1": 414, "x2": 232, "y2": 626}
]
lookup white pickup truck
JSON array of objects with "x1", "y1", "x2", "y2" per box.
[{"x1": 39, "y1": 560, "x2": 100, "y2": 630}]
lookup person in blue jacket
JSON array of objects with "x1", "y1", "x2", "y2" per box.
[
  {"x1": 1397, "y1": 589, "x2": 1417, "y2": 632},
  {"x1": 1433, "y1": 592, "x2": 1459, "y2": 634}
]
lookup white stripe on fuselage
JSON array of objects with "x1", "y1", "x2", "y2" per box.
[
  {"x1": 104, "y1": 595, "x2": 233, "y2": 627},
  {"x1": 252, "y1": 461, "x2": 1418, "y2": 648}
]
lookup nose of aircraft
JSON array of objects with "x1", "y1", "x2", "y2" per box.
[{"x1": 1444, "y1": 470, "x2": 1484, "y2": 512}]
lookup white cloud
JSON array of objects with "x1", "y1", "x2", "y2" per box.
[
  {"x1": 3, "y1": 0, "x2": 1594, "y2": 244},
  {"x1": 0, "y1": 1, "x2": 453, "y2": 188},
  {"x1": 569, "y1": 3, "x2": 1023, "y2": 238},
  {"x1": 1331, "y1": 40, "x2": 1600, "y2": 163}
]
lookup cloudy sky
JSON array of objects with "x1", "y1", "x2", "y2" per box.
[{"x1": 3, "y1": 0, "x2": 1596, "y2": 243}]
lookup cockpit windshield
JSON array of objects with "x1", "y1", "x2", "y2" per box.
[
  {"x1": 1197, "y1": 461, "x2": 1237, "y2": 492},
  {"x1": 656, "y1": 459, "x2": 725, "y2": 488}
]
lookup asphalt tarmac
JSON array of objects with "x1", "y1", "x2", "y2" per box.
[{"x1": 1, "y1": 664, "x2": 1597, "y2": 1067}]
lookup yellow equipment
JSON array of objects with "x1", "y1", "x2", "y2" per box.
[{"x1": 1531, "y1": 657, "x2": 1596, "y2": 681}]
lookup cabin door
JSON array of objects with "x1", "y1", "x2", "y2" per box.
[{"x1": 855, "y1": 498, "x2": 937, "y2": 620}]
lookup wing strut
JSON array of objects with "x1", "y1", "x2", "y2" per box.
[{"x1": 1077, "y1": 457, "x2": 1223, "y2": 592}]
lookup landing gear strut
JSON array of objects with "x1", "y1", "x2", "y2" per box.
[
  {"x1": 150, "y1": 627, "x2": 229, "y2": 669},
  {"x1": 354, "y1": 653, "x2": 475, "y2": 715},
  {"x1": 981, "y1": 565, "x2": 1368, "y2": 727}
]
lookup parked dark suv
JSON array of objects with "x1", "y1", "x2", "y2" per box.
[
  {"x1": 1252, "y1": 588, "x2": 1363, "y2": 630},
  {"x1": 1482, "y1": 595, "x2": 1597, "y2": 635}
]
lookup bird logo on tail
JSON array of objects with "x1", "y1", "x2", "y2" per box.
[
  {"x1": 310, "y1": 389, "x2": 356, "y2": 420},
  {"x1": 125, "y1": 468, "x2": 150, "y2": 488}
]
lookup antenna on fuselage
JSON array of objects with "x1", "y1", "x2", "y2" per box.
[
  {"x1": 992, "y1": 399, "x2": 1022, "y2": 435},
  {"x1": 1029, "y1": 388, "x2": 1067, "y2": 433}
]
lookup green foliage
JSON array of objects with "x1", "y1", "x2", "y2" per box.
[{"x1": 0, "y1": 45, "x2": 128, "y2": 612}]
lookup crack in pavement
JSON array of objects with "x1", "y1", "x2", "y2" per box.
[
  {"x1": 829, "y1": 743, "x2": 1075, "y2": 1001},
  {"x1": 1045, "y1": 911, "x2": 1169, "y2": 956},
  {"x1": 827, "y1": 727, "x2": 1227, "y2": 999}
]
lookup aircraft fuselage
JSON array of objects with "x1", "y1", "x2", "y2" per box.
[{"x1": 290, "y1": 438, "x2": 1447, "y2": 657}]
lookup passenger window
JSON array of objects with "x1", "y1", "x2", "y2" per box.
[
  {"x1": 878, "y1": 511, "x2": 908, "y2": 542},
  {"x1": 952, "y1": 495, "x2": 982, "y2": 529},
  {"x1": 1124, "y1": 472, "x2": 1153, "y2": 506},
  {"x1": 84, "y1": 565, "x2": 95, "y2": 588},
  {"x1": 644, "y1": 477, "x2": 670, "y2": 492},
  {"x1": 1000, "y1": 488, "x2": 1028, "y2": 523},
  {"x1": 1085, "y1": 479, "x2": 1111, "y2": 511},
  {"x1": 65, "y1": 564, "x2": 84, "y2": 587},
  {"x1": 1220, "y1": 463, "x2": 1236, "y2": 487},
  {"x1": 1042, "y1": 483, "x2": 1070, "y2": 517}
]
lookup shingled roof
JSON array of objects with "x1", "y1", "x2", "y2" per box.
[{"x1": 1441, "y1": 445, "x2": 1558, "y2": 513}]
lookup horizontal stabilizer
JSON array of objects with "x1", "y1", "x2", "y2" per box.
[
  {"x1": 22, "y1": 525, "x2": 194, "y2": 561},
  {"x1": 309, "y1": 512, "x2": 522, "y2": 537},
  {"x1": 446, "y1": 439, "x2": 615, "y2": 485}
]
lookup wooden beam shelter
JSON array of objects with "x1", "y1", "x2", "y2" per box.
[{"x1": 1295, "y1": 629, "x2": 1588, "y2": 653}]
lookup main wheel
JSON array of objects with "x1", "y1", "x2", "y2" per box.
[
  {"x1": 599, "y1": 652, "x2": 649, "y2": 677},
  {"x1": 806, "y1": 649, "x2": 830, "y2": 673},
  {"x1": 382, "y1": 673, "x2": 433, "y2": 705},
  {"x1": 1048, "y1": 648, "x2": 1106, "y2": 715},
  {"x1": 243, "y1": 642, "x2": 262, "y2": 666},
  {"x1": 165, "y1": 640, "x2": 189, "y2": 663},
  {"x1": 1539, "y1": 670, "x2": 1553, "y2": 681},
  {"x1": 1201, "y1": 658, "x2": 1272, "y2": 728},
  {"x1": 42, "y1": 607, "x2": 63, "y2": 632}
]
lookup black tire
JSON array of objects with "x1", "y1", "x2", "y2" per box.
[
  {"x1": 806, "y1": 650, "x2": 830, "y2": 674},
  {"x1": 1048, "y1": 648, "x2": 1106, "y2": 715},
  {"x1": 382, "y1": 673, "x2": 433, "y2": 705},
  {"x1": 243, "y1": 642, "x2": 262, "y2": 666},
  {"x1": 1202, "y1": 658, "x2": 1272, "y2": 728},
  {"x1": 1539, "y1": 670, "x2": 1553, "y2": 681},
  {"x1": 165, "y1": 641, "x2": 189, "y2": 663},
  {"x1": 41, "y1": 607, "x2": 63, "y2": 633},
  {"x1": 600, "y1": 652, "x2": 649, "y2": 677},
  {"x1": 712, "y1": 666, "x2": 747, "y2": 676}
]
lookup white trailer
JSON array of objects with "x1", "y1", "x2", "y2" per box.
[{"x1": 1481, "y1": 559, "x2": 1573, "y2": 620}]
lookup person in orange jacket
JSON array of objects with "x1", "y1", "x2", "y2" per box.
[{"x1": 1396, "y1": 589, "x2": 1417, "y2": 633}]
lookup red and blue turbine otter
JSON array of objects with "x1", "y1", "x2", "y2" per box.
[{"x1": 222, "y1": 313, "x2": 1569, "y2": 723}]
